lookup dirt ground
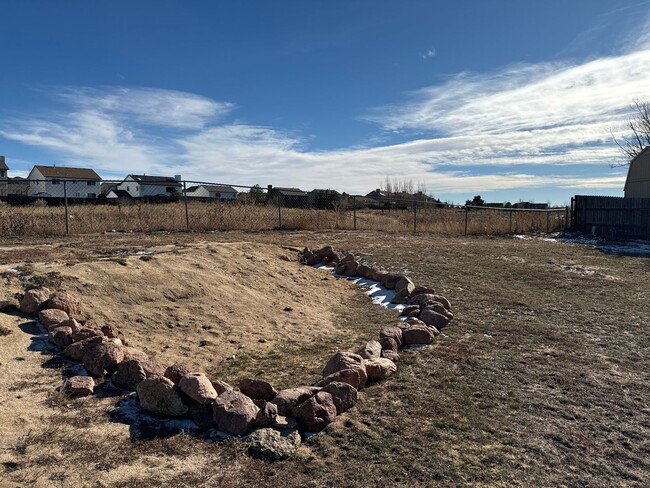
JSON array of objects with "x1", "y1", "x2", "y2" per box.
[{"x1": 0, "y1": 230, "x2": 649, "y2": 487}]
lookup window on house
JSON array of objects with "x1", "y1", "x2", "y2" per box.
[
  {"x1": 0, "y1": 171, "x2": 5, "y2": 177},
  {"x1": 87, "y1": 181, "x2": 96, "y2": 186},
  {"x1": 88, "y1": 193, "x2": 96, "y2": 199},
  {"x1": 214, "y1": 192, "x2": 221, "y2": 198},
  {"x1": 52, "y1": 179, "x2": 60, "y2": 185},
  {"x1": 166, "y1": 187, "x2": 176, "y2": 193}
]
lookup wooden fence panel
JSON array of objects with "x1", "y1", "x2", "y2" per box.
[{"x1": 573, "y1": 195, "x2": 650, "y2": 239}]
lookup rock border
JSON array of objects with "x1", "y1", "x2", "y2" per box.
[{"x1": 14, "y1": 245, "x2": 454, "y2": 460}]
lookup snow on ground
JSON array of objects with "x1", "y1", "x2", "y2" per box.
[
  {"x1": 314, "y1": 264, "x2": 406, "y2": 311},
  {"x1": 514, "y1": 233, "x2": 650, "y2": 256}
]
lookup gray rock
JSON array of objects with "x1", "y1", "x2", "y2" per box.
[
  {"x1": 246, "y1": 428, "x2": 301, "y2": 460},
  {"x1": 178, "y1": 373, "x2": 218, "y2": 405}
]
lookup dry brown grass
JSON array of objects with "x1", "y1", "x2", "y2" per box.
[
  {"x1": 2, "y1": 230, "x2": 644, "y2": 487},
  {"x1": 0, "y1": 201, "x2": 567, "y2": 237}
]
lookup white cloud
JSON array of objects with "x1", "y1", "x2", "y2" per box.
[
  {"x1": 2, "y1": 26, "x2": 649, "y2": 200},
  {"x1": 420, "y1": 48, "x2": 436, "y2": 60}
]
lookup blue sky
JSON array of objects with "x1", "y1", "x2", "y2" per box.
[{"x1": 2, "y1": 0, "x2": 650, "y2": 204}]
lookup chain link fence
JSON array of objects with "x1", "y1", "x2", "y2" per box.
[{"x1": 0, "y1": 178, "x2": 569, "y2": 237}]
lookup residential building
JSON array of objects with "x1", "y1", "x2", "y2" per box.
[
  {"x1": 7, "y1": 177, "x2": 29, "y2": 196},
  {"x1": 27, "y1": 165, "x2": 101, "y2": 198},
  {"x1": 185, "y1": 184, "x2": 238, "y2": 201},
  {"x1": 116, "y1": 174, "x2": 182, "y2": 198},
  {"x1": 267, "y1": 186, "x2": 309, "y2": 207},
  {"x1": 308, "y1": 189, "x2": 341, "y2": 209},
  {"x1": 624, "y1": 146, "x2": 650, "y2": 198}
]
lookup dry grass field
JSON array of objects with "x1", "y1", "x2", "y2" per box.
[
  {"x1": 0, "y1": 230, "x2": 647, "y2": 487},
  {"x1": 0, "y1": 201, "x2": 567, "y2": 237}
]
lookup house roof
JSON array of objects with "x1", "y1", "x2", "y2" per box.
[
  {"x1": 33, "y1": 165, "x2": 101, "y2": 180},
  {"x1": 0, "y1": 156, "x2": 7, "y2": 171},
  {"x1": 274, "y1": 187, "x2": 308, "y2": 196},
  {"x1": 186, "y1": 185, "x2": 238, "y2": 193},
  {"x1": 107, "y1": 189, "x2": 133, "y2": 199},
  {"x1": 624, "y1": 146, "x2": 650, "y2": 192},
  {"x1": 309, "y1": 189, "x2": 341, "y2": 195},
  {"x1": 127, "y1": 174, "x2": 182, "y2": 186}
]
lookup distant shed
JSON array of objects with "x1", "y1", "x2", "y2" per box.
[{"x1": 624, "y1": 146, "x2": 650, "y2": 198}]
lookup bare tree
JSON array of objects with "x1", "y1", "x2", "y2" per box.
[{"x1": 612, "y1": 99, "x2": 650, "y2": 166}]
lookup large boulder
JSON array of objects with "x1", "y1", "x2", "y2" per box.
[
  {"x1": 19, "y1": 287, "x2": 50, "y2": 314},
  {"x1": 314, "y1": 245, "x2": 335, "y2": 258},
  {"x1": 271, "y1": 387, "x2": 320, "y2": 417},
  {"x1": 82, "y1": 341, "x2": 125, "y2": 377},
  {"x1": 72, "y1": 328, "x2": 103, "y2": 343},
  {"x1": 178, "y1": 373, "x2": 218, "y2": 405},
  {"x1": 322, "y1": 352, "x2": 365, "y2": 378},
  {"x1": 355, "y1": 340, "x2": 382, "y2": 360},
  {"x1": 46, "y1": 292, "x2": 82, "y2": 316},
  {"x1": 381, "y1": 349, "x2": 400, "y2": 362},
  {"x1": 56, "y1": 318, "x2": 81, "y2": 334},
  {"x1": 420, "y1": 308, "x2": 451, "y2": 330},
  {"x1": 48, "y1": 326, "x2": 73, "y2": 348},
  {"x1": 121, "y1": 346, "x2": 150, "y2": 362},
  {"x1": 212, "y1": 390, "x2": 259, "y2": 437},
  {"x1": 291, "y1": 391, "x2": 337, "y2": 432},
  {"x1": 367, "y1": 268, "x2": 388, "y2": 283},
  {"x1": 407, "y1": 293, "x2": 451, "y2": 311},
  {"x1": 379, "y1": 336, "x2": 399, "y2": 353},
  {"x1": 101, "y1": 324, "x2": 125, "y2": 342},
  {"x1": 246, "y1": 428, "x2": 301, "y2": 460},
  {"x1": 112, "y1": 359, "x2": 164, "y2": 391},
  {"x1": 355, "y1": 264, "x2": 371, "y2": 279},
  {"x1": 381, "y1": 273, "x2": 403, "y2": 290},
  {"x1": 365, "y1": 358, "x2": 397, "y2": 380},
  {"x1": 402, "y1": 326, "x2": 437, "y2": 345},
  {"x1": 212, "y1": 379, "x2": 234, "y2": 395},
  {"x1": 321, "y1": 382, "x2": 358, "y2": 414},
  {"x1": 410, "y1": 286, "x2": 436, "y2": 298},
  {"x1": 63, "y1": 336, "x2": 104, "y2": 361},
  {"x1": 315, "y1": 368, "x2": 367, "y2": 390},
  {"x1": 239, "y1": 378, "x2": 278, "y2": 402},
  {"x1": 137, "y1": 377, "x2": 188, "y2": 416},
  {"x1": 38, "y1": 309, "x2": 69, "y2": 330},
  {"x1": 400, "y1": 304, "x2": 420, "y2": 317},
  {"x1": 164, "y1": 363, "x2": 192, "y2": 385},
  {"x1": 62, "y1": 376, "x2": 94, "y2": 397},
  {"x1": 379, "y1": 326, "x2": 404, "y2": 347},
  {"x1": 394, "y1": 276, "x2": 415, "y2": 299}
]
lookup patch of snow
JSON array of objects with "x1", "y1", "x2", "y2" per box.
[{"x1": 315, "y1": 264, "x2": 405, "y2": 311}]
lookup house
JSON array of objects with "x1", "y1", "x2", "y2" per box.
[
  {"x1": 624, "y1": 146, "x2": 650, "y2": 198},
  {"x1": 116, "y1": 174, "x2": 182, "y2": 198},
  {"x1": 267, "y1": 186, "x2": 309, "y2": 208},
  {"x1": 512, "y1": 202, "x2": 549, "y2": 210},
  {"x1": 7, "y1": 177, "x2": 29, "y2": 196},
  {"x1": 27, "y1": 165, "x2": 101, "y2": 198},
  {"x1": 308, "y1": 189, "x2": 341, "y2": 209},
  {"x1": 365, "y1": 188, "x2": 389, "y2": 199},
  {"x1": 185, "y1": 184, "x2": 238, "y2": 201},
  {"x1": 0, "y1": 156, "x2": 8, "y2": 197}
]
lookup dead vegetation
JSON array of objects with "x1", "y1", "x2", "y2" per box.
[
  {"x1": 0, "y1": 231, "x2": 648, "y2": 487},
  {"x1": 0, "y1": 200, "x2": 566, "y2": 237}
]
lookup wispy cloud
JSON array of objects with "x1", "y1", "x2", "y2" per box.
[
  {"x1": 420, "y1": 48, "x2": 436, "y2": 60},
  {"x1": 2, "y1": 24, "x2": 648, "y2": 199}
]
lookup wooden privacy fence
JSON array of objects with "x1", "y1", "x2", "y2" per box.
[{"x1": 572, "y1": 195, "x2": 650, "y2": 239}]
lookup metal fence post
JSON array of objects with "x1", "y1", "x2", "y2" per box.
[
  {"x1": 546, "y1": 211, "x2": 550, "y2": 233},
  {"x1": 464, "y1": 207, "x2": 468, "y2": 235},
  {"x1": 413, "y1": 201, "x2": 417, "y2": 234},
  {"x1": 183, "y1": 181, "x2": 190, "y2": 232},
  {"x1": 509, "y1": 208, "x2": 513, "y2": 234},
  {"x1": 353, "y1": 195, "x2": 357, "y2": 230},
  {"x1": 63, "y1": 180, "x2": 70, "y2": 237},
  {"x1": 278, "y1": 195, "x2": 282, "y2": 229},
  {"x1": 565, "y1": 206, "x2": 569, "y2": 230}
]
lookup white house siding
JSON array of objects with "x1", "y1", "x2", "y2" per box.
[
  {"x1": 26, "y1": 167, "x2": 100, "y2": 198},
  {"x1": 116, "y1": 176, "x2": 181, "y2": 197}
]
